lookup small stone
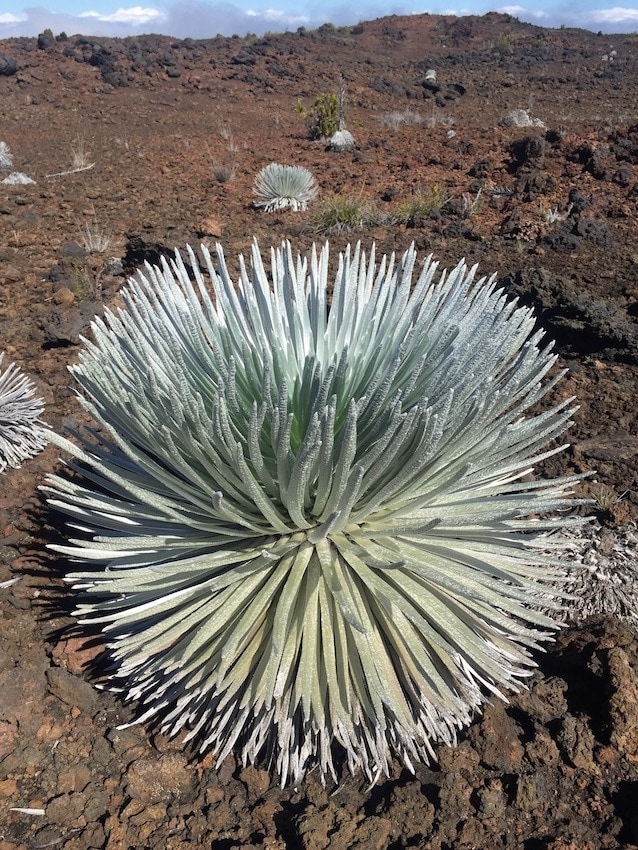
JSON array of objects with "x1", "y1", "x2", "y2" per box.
[
  {"x1": 0, "y1": 778, "x2": 18, "y2": 797},
  {"x1": 53, "y1": 287, "x2": 75, "y2": 306},
  {"x1": 126, "y1": 753, "x2": 192, "y2": 803},
  {"x1": 0, "y1": 669, "x2": 46, "y2": 725},
  {"x1": 57, "y1": 764, "x2": 91, "y2": 794},
  {"x1": 199, "y1": 217, "x2": 223, "y2": 237},
  {"x1": 60, "y1": 241, "x2": 86, "y2": 258},
  {"x1": 46, "y1": 792, "x2": 87, "y2": 824},
  {"x1": 51, "y1": 635, "x2": 103, "y2": 676},
  {"x1": 240, "y1": 765, "x2": 271, "y2": 796},
  {"x1": 0, "y1": 721, "x2": 17, "y2": 759}
]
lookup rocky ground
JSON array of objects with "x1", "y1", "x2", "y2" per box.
[{"x1": 0, "y1": 12, "x2": 637, "y2": 849}]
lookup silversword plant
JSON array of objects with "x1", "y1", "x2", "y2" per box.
[
  {"x1": 0, "y1": 141, "x2": 13, "y2": 170},
  {"x1": 0, "y1": 353, "x2": 46, "y2": 473},
  {"x1": 253, "y1": 162, "x2": 317, "y2": 211},
  {"x1": 45, "y1": 240, "x2": 583, "y2": 785}
]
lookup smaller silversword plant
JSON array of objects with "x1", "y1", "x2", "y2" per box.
[
  {"x1": 0, "y1": 353, "x2": 47, "y2": 473},
  {"x1": 0, "y1": 141, "x2": 13, "y2": 170},
  {"x1": 253, "y1": 163, "x2": 317, "y2": 212}
]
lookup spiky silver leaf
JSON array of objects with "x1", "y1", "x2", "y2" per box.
[
  {"x1": 253, "y1": 162, "x2": 317, "y2": 211},
  {"x1": 0, "y1": 353, "x2": 46, "y2": 473},
  {"x1": 45, "y1": 240, "x2": 583, "y2": 785}
]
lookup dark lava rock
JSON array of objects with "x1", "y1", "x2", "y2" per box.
[
  {"x1": 37, "y1": 30, "x2": 55, "y2": 50},
  {"x1": 502, "y1": 266, "x2": 638, "y2": 362},
  {"x1": 0, "y1": 55, "x2": 17, "y2": 75}
]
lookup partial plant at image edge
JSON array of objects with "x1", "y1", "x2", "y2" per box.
[
  {"x1": 44, "y1": 240, "x2": 586, "y2": 785},
  {"x1": 0, "y1": 352, "x2": 47, "y2": 473}
]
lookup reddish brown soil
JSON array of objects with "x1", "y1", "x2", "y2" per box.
[{"x1": 1, "y1": 13, "x2": 638, "y2": 849}]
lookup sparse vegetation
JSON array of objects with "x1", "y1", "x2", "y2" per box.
[
  {"x1": 46, "y1": 136, "x2": 95, "y2": 177},
  {"x1": 218, "y1": 122, "x2": 238, "y2": 154},
  {"x1": 379, "y1": 108, "x2": 423, "y2": 129},
  {"x1": 212, "y1": 161, "x2": 237, "y2": 183},
  {"x1": 543, "y1": 202, "x2": 573, "y2": 224},
  {"x1": 395, "y1": 185, "x2": 451, "y2": 226},
  {"x1": 70, "y1": 136, "x2": 94, "y2": 171},
  {"x1": 81, "y1": 221, "x2": 113, "y2": 254},
  {"x1": 460, "y1": 188, "x2": 484, "y2": 218},
  {"x1": 312, "y1": 194, "x2": 378, "y2": 233},
  {"x1": 592, "y1": 483, "x2": 627, "y2": 514},
  {"x1": 69, "y1": 258, "x2": 105, "y2": 302}
]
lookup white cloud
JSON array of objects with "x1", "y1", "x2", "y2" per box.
[
  {"x1": 1, "y1": 1, "x2": 638, "y2": 39},
  {"x1": 79, "y1": 5, "x2": 166, "y2": 24},
  {"x1": 583, "y1": 5, "x2": 638, "y2": 23},
  {"x1": 0, "y1": 2, "x2": 302, "y2": 37},
  {"x1": 498, "y1": 4, "x2": 549, "y2": 18},
  {"x1": 247, "y1": 7, "x2": 310, "y2": 24},
  {"x1": 495, "y1": 2, "x2": 638, "y2": 28},
  {"x1": 0, "y1": 12, "x2": 28, "y2": 22}
]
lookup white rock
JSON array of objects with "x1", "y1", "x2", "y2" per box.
[
  {"x1": 329, "y1": 130, "x2": 356, "y2": 152},
  {"x1": 499, "y1": 109, "x2": 546, "y2": 129}
]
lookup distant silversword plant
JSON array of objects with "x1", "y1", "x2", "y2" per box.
[
  {"x1": 0, "y1": 141, "x2": 13, "y2": 170},
  {"x1": 0, "y1": 353, "x2": 46, "y2": 473},
  {"x1": 45, "y1": 241, "x2": 583, "y2": 785},
  {"x1": 253, "y1": 162, "x2": 317, "y2": 211}
]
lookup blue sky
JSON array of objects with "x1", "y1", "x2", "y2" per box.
[{"x1": 1, "y1": 0, "x2": 637, "y2": 39}]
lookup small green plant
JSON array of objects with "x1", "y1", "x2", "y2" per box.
[
  {"x1": 396, "y1": 185, "x2": 451, "y2": 226},
  {"x1": 253, "y1": 162, "x2": 317, "y2": 212},
  {"x1": 212, "y1": 162, "x2": 237, "y2": 184},
  {"x1": 312, "y1": 194, "x2": 377, "y2": 233},
  {"x1": 69, "y1": 258, "x2": 104, "y2": 301},
  {"x1": 308, "y1": 92, "x2": 340, "y2": 140},
  {"x1": 45, "y1": 239, "x2": 583, "y2": 786},
  {"x1": 592, "y1": 484, "x2": 627, "y2": 514},
  {"x1": 0, "y1": 353, "x2": 46, "y2": 473},
  {"x1": 494, "y1": 33, "x2": 512, "y2": 52}
]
